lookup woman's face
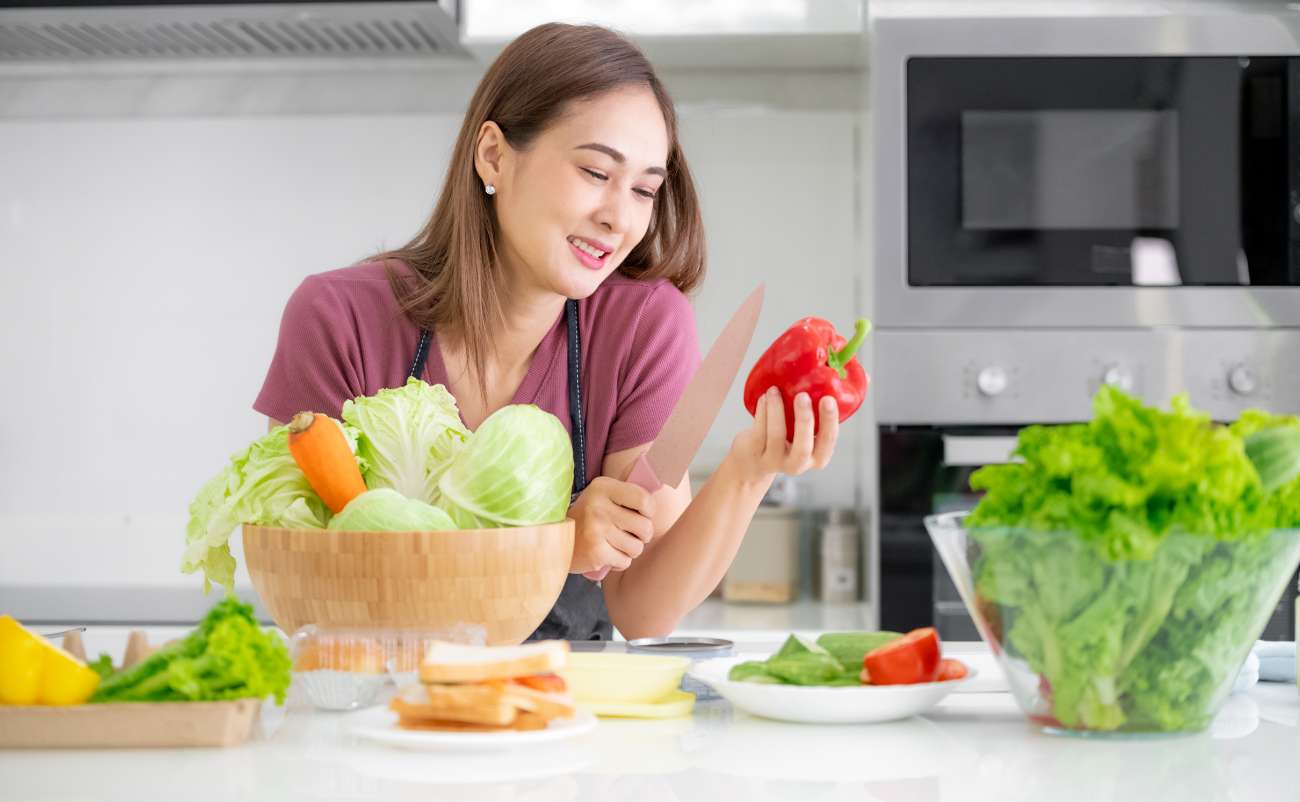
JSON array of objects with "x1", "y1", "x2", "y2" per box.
[{"x1": 490, "y1": 86, "x2": 671, "y2": 301}]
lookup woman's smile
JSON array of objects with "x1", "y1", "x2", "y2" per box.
[{"x1": 567, "y1": 235, "x2": 611, "y2": 271}]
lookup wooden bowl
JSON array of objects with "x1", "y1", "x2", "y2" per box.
[{"x1": 242, "y1": 520, "x2": 574, "y2": 646}]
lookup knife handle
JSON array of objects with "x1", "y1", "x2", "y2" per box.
[
  {"x1": 625, "y1": 453, "x2": 663, "y2": 493},
  {"x1": 581, "y1": 454, "x2": 664, "y2": 582}
]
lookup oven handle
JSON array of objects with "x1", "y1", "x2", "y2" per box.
[{"x1": 941, "y1": 435, "x2": 1020, "y2": 467}]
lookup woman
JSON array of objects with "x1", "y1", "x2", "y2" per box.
[{"x1": 254, "y1": 23, "x2": 841, "y2": 641}]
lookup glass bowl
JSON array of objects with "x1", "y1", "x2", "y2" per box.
[{"x1": 925, "y1": 511, "x2": 1300, "y2": 736}]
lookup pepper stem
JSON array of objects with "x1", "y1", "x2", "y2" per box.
[{"x1": 826, "y1": 318, "x2": 871, "y2": 379}]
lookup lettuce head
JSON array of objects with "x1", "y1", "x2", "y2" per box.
[
  {"x1": 341, "y1": 378, "x2": 469, "y2": 505},
  {"x1": 181, "y1": 425, "x2": 334, "y2": 592}
]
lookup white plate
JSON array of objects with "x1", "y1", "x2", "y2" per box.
[
  {"x1": 350, "y1": 707, "x2": 598, "y2": 751},
  {"x1": 689, "y1": 654, "x2": 978, "y2": 724}
]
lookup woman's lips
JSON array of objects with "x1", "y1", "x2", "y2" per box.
[{"x1": 568, "y1": 239, "x2": 608, "y2": 271}]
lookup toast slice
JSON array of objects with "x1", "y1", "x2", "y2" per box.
[
  {"x1": 390, "y1": 682, "x2": 518, "y2": 726},
  {"x1": 418, "y1": 640, "x2": 570, "y2": 684}
]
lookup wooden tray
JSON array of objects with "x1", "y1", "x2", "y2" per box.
[{"x1": 0, "y1": 698, "x2": 261, "y2": 749}]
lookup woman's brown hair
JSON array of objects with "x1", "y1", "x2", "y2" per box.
[{"x1": 371, "y1": 22, "x2": 706, "y2": 404}]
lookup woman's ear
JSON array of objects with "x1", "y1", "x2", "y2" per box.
[{"x1": 474, "y1": 121, "x2": 508, "y2": 194}]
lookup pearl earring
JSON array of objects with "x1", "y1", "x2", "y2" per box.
[{"x1": 485, "y1": 183, "x2": 496, "y2": 196}]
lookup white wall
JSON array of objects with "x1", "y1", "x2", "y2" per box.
[{"x1": 0, "y1": 67, "x2": 865, "y2": 595}]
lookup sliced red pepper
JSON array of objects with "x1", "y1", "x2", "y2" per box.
[
  {"x1": 512, "y1": 673, "x2": 567, "y2": 693},
  {"x1": 743, "y1": 317, "x2": 871, "y2": 440},
  {"x1": 862, "y1": 627, "x2": 941, "y2": 685}
]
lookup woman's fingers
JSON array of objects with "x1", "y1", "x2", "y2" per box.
[
  {"x1": 811, "y1": 396, "x2": 839, "y2": 468},
  {"x1": 786, "y1": 392, "x2": 816, "y2": 470},
  {"x1": 613, "y1": 506, "x2": 655, "y2": 544},
  {"x1": 608, "y1": 478, "x2": 654, "y2": 517},
  {"x1": 599, "y1": 545, "x2": 634, "y2": 571},
  {"x1": 744, "y1": 388, "x2": 839, "y2": 475},
  {"x1": 612, "y1": 527, "x2": 646, "y2": 559},
  {"x1": 764, "y1": 387, "x2": 786, "y2": 457}
]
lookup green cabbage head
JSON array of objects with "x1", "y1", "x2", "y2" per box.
[
  {"x1": 436, "y1": 404, "x2": 574, "y2": 528},
  {"x1": 328, "y1": 488, "x2": 456, "y2": 532}
]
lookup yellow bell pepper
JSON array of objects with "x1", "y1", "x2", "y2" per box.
[
  {"x1": 0, "y1": 616, "x2": 100, "y2": 706},
  {"x1": 39, "y1": 644, "x2": 102, "y2": 705},
  {"x1": 0, "y1": 616, "x2": 44, "y2": 704}
]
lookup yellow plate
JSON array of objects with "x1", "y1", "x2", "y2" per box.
[{"x1": 579, "y1": 690, "x2": 696, "y2": 719}]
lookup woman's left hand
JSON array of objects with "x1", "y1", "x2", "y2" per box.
[{"x1": 729, "y1": 387, "x2": 839, "y2": 485}]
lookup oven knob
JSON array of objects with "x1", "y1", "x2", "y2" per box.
[
  {"x1": 1228, "y1": 364, "x2": 1259, "y2": 396},
  {"x1": 1102, "y1": 364, "x2": 1134, "y2": 392},
  {"x1": 976, "y1": 366, "x2": 1008, "y2": 397}
]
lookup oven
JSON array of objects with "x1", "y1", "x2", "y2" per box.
[{"x1": 867, "y1": 8, "x2": 1300, "y2": 640}]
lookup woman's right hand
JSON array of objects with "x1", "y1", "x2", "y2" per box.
[{"x1": 567, "y1": 476, "x2": 657, "y2": 577}]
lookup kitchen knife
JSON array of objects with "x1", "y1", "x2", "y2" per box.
[{"x1": 584, "y1": 284, "x2": 765, "y2": 581}]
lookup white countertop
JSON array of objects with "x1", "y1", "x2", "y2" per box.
[{"x1": 2, "y1": 638, "x2": 1298, "y2": 802}]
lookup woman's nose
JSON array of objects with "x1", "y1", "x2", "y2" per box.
[{"x1": 594, "y1": 187, "x2": 632, "y2": 234}]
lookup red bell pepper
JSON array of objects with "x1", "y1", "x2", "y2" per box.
[{"x1": 742, "y1": 317, "x2": 870, "y2": 440}]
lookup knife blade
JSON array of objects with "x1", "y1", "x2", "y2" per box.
[
  {"x1": 582, "y1": 284, "x2": 765, "y2": 582},
  {"x1": 625, "y1": 283, "x2": 765, "y2": 492}
]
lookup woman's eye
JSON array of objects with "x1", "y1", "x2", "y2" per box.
[
  {"x1": 634, "y1": 188, "x2": 658, "y2": 200},
  {"x1": 581, "y1": 168, "x2": 608, "y2": 181}
]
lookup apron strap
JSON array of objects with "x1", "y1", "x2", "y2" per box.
[
  {"x1": 408, "y1": 329, "x2": 432, "y2": 381},
  {"x1": 565, "y1": 299, "x2": 588, "y2": 495}
]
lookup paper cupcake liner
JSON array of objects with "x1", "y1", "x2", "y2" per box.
[{"x1": 294, "y1": 670, "x2": 388, "y2": 711}]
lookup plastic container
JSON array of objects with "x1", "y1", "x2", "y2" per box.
[
  {"x1": 927, "y1": 511, "x2": 1300, "y2": 736},
  {"x1": 815, "y1": 508, "x2": 860, "y2": 603},
  {"x1": 559, "y1": 653, "x2": 690, "y2": 705},
  {"x1": 289, "y1": 624, "x2": 486, "y2": 711},
  {"x1": 626, "y1": 637, "x2": 735, "y2": 702}
]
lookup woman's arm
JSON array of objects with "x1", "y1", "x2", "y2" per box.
[{"x1": 602, "y1": 389, "x2": 839, "y2": 639}]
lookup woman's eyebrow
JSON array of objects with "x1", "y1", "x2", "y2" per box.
[{"x1": 574, "y1": 142, "x2": 667, "y2": 178}]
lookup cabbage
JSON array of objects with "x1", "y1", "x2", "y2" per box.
[
  {"x1": 328, "y1": 488, "x2": 456, "y2": 532},
  {"x1": 341, "y1": 378, "x2": 469, "y2": 505},
  {"x1": 436, "y1": 405, "x2": 573, "y2": 528},
  {"x1": 182, "y1": 425, "x2": 334, "y2": 592}
]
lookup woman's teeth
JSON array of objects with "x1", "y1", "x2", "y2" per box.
[{"x1": 569, "y1": 237, "x2": 606, "y2": 259}]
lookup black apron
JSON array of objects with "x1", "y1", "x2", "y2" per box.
[{"x1": 408, "y1": 299, "x2": 613, "y2": 641}]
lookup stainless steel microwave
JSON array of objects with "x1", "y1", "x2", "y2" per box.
[{"x1": 872, "y1": 10, "x2": 1300, "y2": 330}]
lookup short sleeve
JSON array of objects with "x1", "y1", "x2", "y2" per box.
[
  {"x1": 605, "y1": 284, "x2": 701, "y2": 453},
  {"x1": 253, "y1": 275, "x2": 364, "y2": 423}
]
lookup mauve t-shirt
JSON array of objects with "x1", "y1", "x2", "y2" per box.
[{"x1": 253, "y1": 261, "x2": 700, "y2": 481}]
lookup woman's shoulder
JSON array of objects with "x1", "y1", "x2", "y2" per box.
[
  {"x1": 299, "y1": 259, "x2": 404, "y2": 291},
  {"x1": 286, "y1": 260, "x2": 406, "y2": 314},
  {"x1": 587, "y1": 273, "x2": 692, "y2": 325}
]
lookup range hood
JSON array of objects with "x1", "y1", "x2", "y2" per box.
[
  {"x1": 0, "y1": 0, "x2": 866, "y2": 69},
  {"x1": 463, "y1": 0, "x2": 866, "y2": 70},
  {"x1": 0, "y1": 1, "x2": 468, "y2": 61}
]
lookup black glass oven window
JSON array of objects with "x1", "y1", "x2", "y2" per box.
[
  {"x1": 961, "y1": 110, "x2": 1180, "y2": 230},
  {"x1": 907, "y1": 57, "x2": 1296, "y2": 287}
]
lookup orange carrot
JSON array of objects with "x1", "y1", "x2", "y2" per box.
[{"x1": 287, "y1": 411, "x2": 367, "y2": 514}]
